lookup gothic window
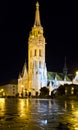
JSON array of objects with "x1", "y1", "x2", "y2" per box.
[
  {"x1": 34, "y1": 49, "x2": 37, "y2": 56},
  {"x1": 39, "y1": 49, "x2": 41, "y2": 56},
  {"x1": 39, "y1": 61, "x2": 41, "y2": 68}
]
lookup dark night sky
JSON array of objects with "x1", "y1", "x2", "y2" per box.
[{"x1": 0, "y1": 0, "x2": 77, "y2": 83}]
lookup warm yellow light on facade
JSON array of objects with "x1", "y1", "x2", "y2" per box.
[
  {"x1": 76, "y1": 71, "x2": 78, "y2": 76},
  {"x1": 71, "y1": 87, "x2": 74, "y2": 90},
  {"x1": 1, "y1": 89, "x2": 3, "y2": 91},
  {"x1": 0, "y1": 89, "x2": 4, "y2": 92},
  {"x1": 21, "y1": 85, "x2": 24, "y2": 88},
  {"x1": 0, "y1": 98, "x2": 5, "y2": 114}
]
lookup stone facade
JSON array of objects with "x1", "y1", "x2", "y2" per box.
[
  {"x1": 0, "y1": 80, "x2": 18, "y2": 97},
  {"x1": 18, "y1": 2, "x2": 47, "y2": 97}
]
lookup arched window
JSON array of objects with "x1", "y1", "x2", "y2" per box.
[
  {"x1": 34, "y1": 49, "x2": 37, "y2": 56},
  {"x1": 39, "y1": 61, "x2": 41, "y2": 68},
  {"x1": 39, "y1": 49, "x2": 41, "y2": 56}
]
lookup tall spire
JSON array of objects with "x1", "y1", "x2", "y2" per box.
[
  {"x1": 34, "y1": 1, "x2": 41, "y2": 26},
  {"x1": 63, "y1": 56, "x2": 68, "y2": 75}
]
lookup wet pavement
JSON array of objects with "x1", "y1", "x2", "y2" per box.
[{"x1": 0, "y1": 98, "x2": 78, "y2": 130}]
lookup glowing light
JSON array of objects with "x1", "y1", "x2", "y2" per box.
[
  {"x1": 1, "y1": 89, "x2": 3, "y2": 91},
  {"x1": 76, "y1": 71, "x2": 78, "y2": 76},
  {"x1": 0, "y1": 89, "x2": 4, "y2": 92},
  {"x1": 41, "y1": 119, "x2": 47, "y2": 125},
  {"x1": 0, "y1": 98, "x2": 5, "y2": 115},
  {"x1": 71, "y1": 87, "x2": 74, "y2": 94},
  {"x1": 21, "y1": 85, "x2": 24, "y2": 88}
]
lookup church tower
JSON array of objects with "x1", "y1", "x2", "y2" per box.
[{"x1": 28, "y1": 2, "x2": 47, "y2": 95}]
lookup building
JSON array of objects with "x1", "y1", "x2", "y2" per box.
[
  {"x1": 18, "y1": 2, "x2": 47, "y2": 97},
  {"x1": 0, "y1": 2, "x2": 78, "y2": 98},
  {"x1": 18, "y1": 2, "x2": 78, "y2": 97},
  {"x1": 0, "y1": 79, "x2": 18, "y2": 97}
]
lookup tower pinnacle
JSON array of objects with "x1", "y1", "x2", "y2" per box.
[
  {"x1": 63, "y1": 56, "x2": 68, "y2": 75},
  {"x1": 34, "y1": 1, "x2": 41, "y2": 26}
]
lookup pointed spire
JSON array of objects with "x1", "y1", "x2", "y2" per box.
[
  {"x1": 18, "y1": 72, "x2": 22, "y2": 79},
  {"x1": 63, "y1": 56, "x2": 68, "y2": 75},
  {"x1": 22, "y1": 60, "x2": 28, "y2": 77},
  {"x1": 34, "y1": 1, "x2": 41, "y2": 26}
]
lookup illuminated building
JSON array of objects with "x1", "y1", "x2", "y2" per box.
[
  {"x1": 0, "y1": 2, "x2": 78, "y2": 97},
  {"x1": 18, "y1": 2, "x2": 78, "y2": 97},
  {"x1": 0, "y1": 80, "x2": 17, "y2": 97},
  {"x1": 18, "y1": 2, "x2": 47, "y2": 97}
]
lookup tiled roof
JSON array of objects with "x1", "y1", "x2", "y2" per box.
[{"x1": 47, "y1": 71, "x2": 73, "y2": 81}]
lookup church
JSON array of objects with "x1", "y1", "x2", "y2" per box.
[
  {"x1": 18, "y1": 2, "x2": 78, "y2": 97},
  {"x1": 18, "y1": 2, "x2": 47, "y2": 97},
  {"x1": 0, "y1": 2, "x2": 78, "y2": 98}
]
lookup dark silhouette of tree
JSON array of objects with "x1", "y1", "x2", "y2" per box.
[
  {"x1": 57, "y1": 85, "x2": 65, "y2": 95},
  {"x1": 40, "y1": 87, "x2": 49, "y2": 96}
]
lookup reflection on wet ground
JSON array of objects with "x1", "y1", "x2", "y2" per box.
[{"x1": 0, "y1": 98, "x2": 78, "y2": 130}]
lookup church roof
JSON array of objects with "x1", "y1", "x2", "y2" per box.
[
  {"x1": 47, "y1": 71, "x2": 73, "y2": 81},
  {"x1": 47, "y1": 72, "x2": 55, "y2": 80}
]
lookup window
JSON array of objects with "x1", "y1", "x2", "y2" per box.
[
  {"x1": 34, "y1": 49, "x2": 37, "y2": 56},
  {"x1": 71, "y1": 87, "x2": 74, "y2": 94},
  {"x1": 39, "y1": 61, "x2": 41, "y2": 68},
  {"x1": 13, "y1": 92, "x2": 15, "y2": 94},
  {"x1": 39, "y1": 49, "x2": 41, "y2": 56},
  {"x1": 13, "y1": 88, "x2": 15, "y2": 94}
]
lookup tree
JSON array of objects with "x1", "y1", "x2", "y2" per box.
[{"x1": 40, "y1": 87, "x2": 49, "y2": 96}]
